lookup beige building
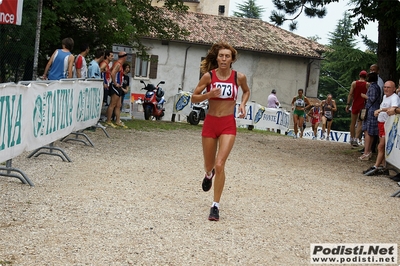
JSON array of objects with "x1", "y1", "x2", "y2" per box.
[
  {"x1": 151, "y1": 0, "x2": 230, "y2": 16},
  {"x1": 126, "y1": 8, "x2": 327, "y2": 121}
]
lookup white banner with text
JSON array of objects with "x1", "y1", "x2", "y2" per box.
[
  {"x1": 0, "y1": 80, "x2": 103, "y2": 162},
  {"x1": 385, "y1": 114, "x2": 400, "y2": 170},
  {"x1": 172, "y1": 92, "x2": 290, "y2": 134}
]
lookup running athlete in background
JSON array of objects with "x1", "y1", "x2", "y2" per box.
[
  {"x1": 321, "y1": 94, "x2": 337, "y2": 141},
  {"x1": 291, "y1": 89, "x2": 311, "y2": 138}
]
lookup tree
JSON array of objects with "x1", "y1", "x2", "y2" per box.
[
  {"x1": 318, "y1": 12, "x2": 376, "y2": 131},
  {"x1": 269, "y1": 0, "x2": 400, "y2": 84},
  {"x1": 39, "y1": 0, "x2": 188, "y2": 64},
  {"x1": 0, "y1": 0, "x2": 38, "y2": 82},
  {"x1": 233, "y1": 0, "x2": 265, "y2": 19},
  {"x1": 0, "y1": 0, "x2": 189, "y2": 82}
]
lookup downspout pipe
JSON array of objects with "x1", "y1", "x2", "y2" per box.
[
  {"x1": 181, "y1": 45, "x2": 192, "y2": 91},
  {"x1": 172, "y1": 45, "x2": 192, "y2": 122},
  {"x1": 305, "y1": 59, "x2": 314, "y2": 96}
]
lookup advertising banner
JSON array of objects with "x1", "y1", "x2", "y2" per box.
[
  {"x1": 293, "y1": 127, "x2": 351, "y2": 143},
  {"x1": 0, "y1": 80, "x2": 103, "y2": 162},
  {"x1": 236, "y1": 102, "x2": 290, "y2": 134},
  {"x1": 0, "y1": 83, "x2": 27, "y2": 161},
  {"x1": 0, "y1": 0, "x2": 24, "y2": 25},
  {"x1": 171, "y1": 92, "x2": 290, "y2": 133},
  {"x1": 385, "y1": 114, "x2": 400, "y2": 169},
  {"x1": 173, "y1": 91, "x2": 192, "y2": 116}
]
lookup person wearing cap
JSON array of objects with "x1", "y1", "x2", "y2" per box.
[
  {"x1": 346, "y1": 70, "x2": 368, "y2": 147},
  {"x1": 105, "y1": 51, "x2": 128, "y2": 128},
  {"x1": 267, "y1": 89, "x2": 280, "y2": 108}
]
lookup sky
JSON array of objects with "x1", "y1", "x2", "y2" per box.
[{"x1": 229, "y1": 0, "x2": 378, "y2": 51}]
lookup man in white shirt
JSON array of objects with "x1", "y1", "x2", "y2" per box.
[
  {"x1": 267, "y1": 89, "x2": 280, "y2": 108},
  {"x1": 363, "y1": 80, "x2": 400, "y2": 176}
]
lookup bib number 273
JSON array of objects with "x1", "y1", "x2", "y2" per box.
[{"x1": 215, "y1": 82, "x2": 232, "y2": 99}]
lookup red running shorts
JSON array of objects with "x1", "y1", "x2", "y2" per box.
[
  {"x1": 378, "y1": 121, "x2": 385, "y2": 138},
  {"x1": 201, "y1": 114, "x2": 237, "y2": 139}
]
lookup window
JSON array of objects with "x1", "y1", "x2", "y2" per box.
[
  {"x1": 132, "y1": 54, "x2": 158, "y2": 79},
  {"x1": 134, "y1": 55, "x2": 149, "y2": 77}
]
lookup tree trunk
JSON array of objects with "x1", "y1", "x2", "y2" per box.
[{"x1": 377, "y1": 0, "x2": 398, "y2": 83}]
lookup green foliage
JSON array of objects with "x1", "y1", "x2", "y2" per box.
[
  {"x1": 233, "y1": 0, "x2": 265, "y2": 19},
  {"x1": 38, "y1": 0, "x2": 188, "y2": 73},
  {"x1": 0, "y1": 0, "x2": 188, "y2": 81},
  {"x1": 269, "y1": 0, "x2": 400, "y2": 83},
  {"x1": 0, "y1": 0, "x2": 38, "y2": 82},
  {"x1": 361, "y1": 35, "x2": 378, "y2": 53},
  {"x1": 318, "y1": 12, "x2": 377, "y2": 131},
  {"x1": 270, "y1": 0, "x2": 328, "y2": 30},
  {"x1": 327, "y1": 12, "x2": 356, "y2": 48}
]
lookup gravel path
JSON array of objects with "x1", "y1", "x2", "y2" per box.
[{"x1": 1, "y1": 127, "x2": 399, "y2": 265}]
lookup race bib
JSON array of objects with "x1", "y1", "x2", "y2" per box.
[
  {"x1": 295, "y1": 98, "x2": 305, "y2": 107},
  {"x1": 325, "y1": 111, "x2": 332, "y2": 119},
  {"x1": 214, "y1": 82, "x2": 233, "y2": 99}
]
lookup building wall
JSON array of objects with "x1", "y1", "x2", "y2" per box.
[
  {"x1": 224, "y1": 50, "x2": 321, "y2": 109},
  {"x1": 151, "y1": 0, "x2": 230, "y2": 16},
  {"x1": 132, "y1": 40, "x2": 321, "y2": 119},
  {"x1": 197, "y1": 0, "x2": 229, "y2": 16}
]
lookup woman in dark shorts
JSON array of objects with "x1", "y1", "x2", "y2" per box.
[{"x1": 321, "y1": 94, "x2": 337, "y2": 141}]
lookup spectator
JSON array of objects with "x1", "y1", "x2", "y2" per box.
[
  {"x1": 105, "y1": 51, "x2": 128, "y2": 129},
  {"x1": 363, "y1": 81, "x2": 400, "y2": 176},
  {"x1": 370, "y1": 64, "x2": 384, "y2": 96},
  {"x1": 307, "y1": 102, "x2": 321, "y2": 140},
  {"x1": 100, "y1": 50, "x2": 113, "y2": 104},
  {"x1": 267, "y1": 89, "x2": 280, "y2": 108},
  {"x1": 42, "y1": 37, "x2": 74, "y2": 80},
  {"x1": 112, "y1": 63, "x2": 130, "y2": 121},
  {"x1": 87, "y1": 49, "x2": 104, "y2": 79},
  {"x1": 120, "y1": 63, "x2": 130, "y2": 108},
  {"x1": 321, "y1": 94, "x2": 337, "y2": 141},
  {"x1": 74, "y1": 43, "x2": 90, "y2": 78},
  {"x1": 86, "y1": 49, "x2": 106, "y2": 130},
  {"x1": 291, "y1": 88, "x2": 311, "y2": 138},
  {"x1": 369, "y1": 64, "x2": 384, "y2": 153},
  {"x1": 359, "y1": 72, "x2": 381, "y2": 160},
  {"x1": 346, "y1": 70, "x2": 368, "y2": 147}
]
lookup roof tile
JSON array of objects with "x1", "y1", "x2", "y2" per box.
[{"x1": 151, "y1": 9, "x2": 327, "y2": 58}]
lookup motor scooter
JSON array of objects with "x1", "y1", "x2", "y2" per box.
[
  {"x1": 140, "y1": 80, "x2": 166, "y2": 120},
  {"x1": 188, "y1": 99, "x2": 208, "y2": 125}
]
